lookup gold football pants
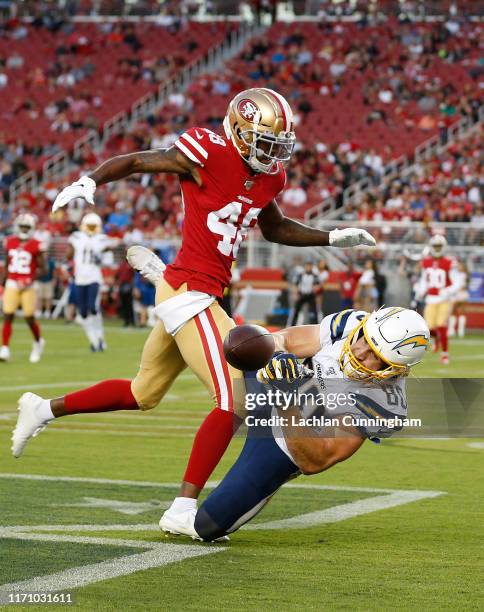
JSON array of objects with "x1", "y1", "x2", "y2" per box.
[
  {"x1": 424, "y1": 302, "x2": 451, "y2": 329},
  {"x1": 2, "y1": 285, "x2": 37, "y2": 317},
  {"x1": 131, "y1": 280, "x2": 244, "y2": 414}
]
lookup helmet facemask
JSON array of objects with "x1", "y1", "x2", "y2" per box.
[
  {"x1": 239, "y1": 127, "x2": 295, "y2": 175},
  {"x1": 339, "y1": 316, "x2": 409, "y2": 383},
  {"x1": 223, "y1": 88, "x2": 296, "y2": 175}
]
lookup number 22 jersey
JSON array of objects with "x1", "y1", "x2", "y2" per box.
[{"x1": 164, "y1": 127, "x2": 286, "y2": 298}]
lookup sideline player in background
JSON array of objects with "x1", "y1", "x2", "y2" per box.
[
  {"x1": 68, "y1": 212, "x2": 117, "y2": 351},
  {"x1": 194, "y1": 307, "x2": 430, "y2": 541},
  {"x1": 448, "y1": 260, "x2": 469, "y2": 338},
  {"x1": 416, "y1": 235, "x2": 463, "y2": 365},
  {"x1": 12, "y1": 87, "x2": 375, "y2": 536},
  {"x1": 0, "y1": 214, "x2": 46, "y2": 363}
]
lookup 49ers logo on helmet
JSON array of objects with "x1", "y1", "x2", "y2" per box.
[{"x1": 237, "y1": 99, "x2": 260, "y2": 121}]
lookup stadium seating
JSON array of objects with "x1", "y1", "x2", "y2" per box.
[
  {"x1": 1, "y1": 17, "x2": 481, "y2": 232},
  {"x1": 0, "y1": 19, "x2": 235, "y2": 175}
]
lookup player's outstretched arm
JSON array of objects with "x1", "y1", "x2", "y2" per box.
[
  {"x1": 258, "y1": 201, "x2": 376, "y2": 248},
  {"x1": 52, "y1": 147, "x2": 198, "y2": 212},
  {"x1": 279, "y1": 410, "x2": 365, "y2": 475},
  {"x1": 272, "y1": 324, "x2": 321, "y2": 358}
]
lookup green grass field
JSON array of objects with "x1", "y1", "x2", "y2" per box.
[{"x1": 0, "y1": 321, "x2": 483, "y2": 610}]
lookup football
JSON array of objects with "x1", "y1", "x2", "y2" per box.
[{"x1": 223, "y1": 324, "x2": 276, "y2": 371}]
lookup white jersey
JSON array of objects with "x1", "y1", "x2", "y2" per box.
[
  {"x1": 69, "y1": 231, "x2": 111, "y2": 285},
  {"x1": 272, "y1": 309, "x2": 408, "y2": 462}
]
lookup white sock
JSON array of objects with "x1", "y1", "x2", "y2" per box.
[
  {"x1": 79, "y1": 316, "x2": 98, "y2": 346},
  {"x1": 169, "y1": 497, "x2": 197, "y2": 513},
  {"x1": 38, "y1": 399, "x2": 55, "y2": 422},
  {"x1": 90, "y1": 312, "x2": 104, "y2": 345},
  {"x1": 458, "y1": 315, "x2": 466, "y2": 337},
  {"x1": 448, "y1": 315, "x2": 456, "y2": 336}
]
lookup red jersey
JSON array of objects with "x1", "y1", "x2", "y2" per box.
[
  {"x1": 421, "y1": 255, "x2": 453, "y2": 302},
  {"x1": 4, "y1": 236, "x2": 42, "y2": 286},
  {"x1": 164, "y1": 127, "x2": 286, "y2": 297}
]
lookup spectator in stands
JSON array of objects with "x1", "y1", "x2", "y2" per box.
[
  {"x1": 0, "y1": 201, "x2": 12, "y2": 234},
  {"x1": 133, "y1": 273, "x2": 155, "y2": 327},
  {"x1": 316, "y1": 259, "x2": 329, "y2": 319},
  {"x1": 50, "y1": 113, "x2": 70, "y2": 133},
  {"x1": 107, "y1": 201, "x2": 131, "y2": 232},
  {"x1": 116, "y1": 257, "x2": 135, "y2": 327},
  {"x1": 282, "y1": 178, "x2": 307, "y2": 209},
  {"x1": 340, "y1": 261, "x2": 359, "y2": 309},
  {"x1": 36, "y1": 255, "x2": 56, "y2": 319},
  {"x1": 6, "y1": 52, "x2": 24, "y2": 69},
  {"x1": 354, "y1": 259, "x2": 377, "y2": 312}
]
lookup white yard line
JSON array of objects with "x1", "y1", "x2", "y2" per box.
[
  {"x1": 467, "y1": 442, "x2": 484, "y2": 449},
  {"x1": 245, "y1": 490, "x2": 445, "y2": 530},
  {"x1": 0, "y1": 426, "x2": 196, "y2": 438},
  {"x1": 0, "y1": 471, "x2": 445, "y2": 595},
  {"x1": 0, "y1": 472, "x2": 441, "y2": 495},
  {"x1": 0, "y1": 535, "x2": 223, "y2": 599}
]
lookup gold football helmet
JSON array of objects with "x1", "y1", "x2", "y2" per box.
[{"x1": 223, "y1": 88, "x2": 296, "y2": 174}]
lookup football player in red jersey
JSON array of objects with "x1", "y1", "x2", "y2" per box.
[
  {"x1": 415, "y1": 235, "x2": 463, "y2": 365},
  {"x1": 0, "y1": 214, "x2": 46, "y2": 363},
  {"x1": 12, "y1": 88, "x2": 375, "y2": 536}
]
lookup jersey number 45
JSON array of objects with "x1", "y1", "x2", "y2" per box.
[{"x1": 207, "y1": 202, "x2": 261, "y2": 258}]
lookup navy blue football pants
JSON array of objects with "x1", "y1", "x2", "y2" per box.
[
  {"x1": 76, "y1": 282, "x2": 100, "y2": 318},
  {"x1": 195, "y1": 433, "x2": 299, "y2": 541}
]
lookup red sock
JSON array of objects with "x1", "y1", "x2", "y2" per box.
[
  {"x1": 64, "y1": 379, "x2": 139, "y2": 414},
  {"x1": 183, "y1": 408, "x2": 241, "y2": 490},
  {"x1": 2, "y1": 320, "x2": 12, "y2": 346},
  {"x1": 439, "y1": 327, "x2": 448, "y2": 353},
  {"x1": 430, "y1": 329, "x2": 440, "y2": 351},
  {"x1": 29, "y1": 321, "x2": 41, "y2": 342}
]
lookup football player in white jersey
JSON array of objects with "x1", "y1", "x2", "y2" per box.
[
  {"x1": 68, "y1": 213, "x2": 115, "y2": 351},
  {"x1": 190, "y1": 307, "x2": 430, "y2": 541}
]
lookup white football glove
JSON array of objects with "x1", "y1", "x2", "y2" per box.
[
  {"x1": 52, "y1": 176, "x2": 96, "y2": 213},
  {"x1": 329, "y1": 228, "x2": 376, "y2": 248}
]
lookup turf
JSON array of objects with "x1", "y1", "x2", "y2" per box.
[{"x1": 0, "y1": 321, "x2": 483, "y2": 610}]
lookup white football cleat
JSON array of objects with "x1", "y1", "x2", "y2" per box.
[
  {"x1": 127, "y1": 245, "x2": 165, "y2": 286},
  {"x1": 159, "y1": 507, "x2": 229, "y2": 542},
  {"x1": 11, "y1": 393, "x2": 51, "y2": 458},
  {"x1": 29, "y1": 338, "x2": 45, "y2": 363},
  {"x1": 0, "y1": 345, "x2": 11, "y2": 362},
  {"x1": 159, "y1": 507, "x2": 202, "y2": 540}
]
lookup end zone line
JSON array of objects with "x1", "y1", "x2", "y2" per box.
[
  {"x1": 0, "y1": 472, "x2": 428, "y2": 494},
  {"x1": 0, "y1": 540, "x2": 224, "y2": 598}
]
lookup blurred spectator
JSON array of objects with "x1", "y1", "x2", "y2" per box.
[
  {"x1": 134, "y1": 273, "x2": 155, "y2": 327},
  {"x1": 354, "y1": 260, "x2": 377, "y2": 312},
  {"x1": 36, "y1": 256, "x2": 56, "y2": 319},
  {"x1": 282, "y1": 178, "x2": 308, "y2": 208},
  {"x1": 340, "y1": 262, "x2": 359, "y2": 309},
  {"x1": 116, "y1": 257, "x2": 135, "y2": 327}
]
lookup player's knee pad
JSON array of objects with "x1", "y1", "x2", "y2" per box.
[{"x1": 194, "y1": 507, "x2": 228, "y2": 542}]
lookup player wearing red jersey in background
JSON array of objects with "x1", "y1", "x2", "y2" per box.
[
  {"x1": 0, "y1": 214, "x2": 46, "y2": 364},
  {"x1": 12, "y1": 88, "x2": 375, "y2": 536},
  {"x1": 415, "y1": 235, "x2": 463, "y2": 365}
]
